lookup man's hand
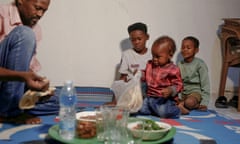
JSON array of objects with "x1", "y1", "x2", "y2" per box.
[{"x1": 23, "y1": 72, "x2": 49, "y2": 91}]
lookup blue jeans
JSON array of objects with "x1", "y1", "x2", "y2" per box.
[
  {"x1": 139, "y1": 96, "x2": 180, "y2": 118},
  {"x1": 0, "y1": 26, "x2": 36, "y2": 117},
  {"x1": 0, "y1": 26, "x2": 59, "y2": 117}
]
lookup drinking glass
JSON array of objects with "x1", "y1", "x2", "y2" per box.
[
  {"x1": 101, "y1": 106, "x2": 130, "y2": 144},
  {"x1": 95, "y1": 107, "x2": 104, "y2": 142}
]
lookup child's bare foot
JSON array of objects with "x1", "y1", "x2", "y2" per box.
[
  {"x1": 178, "y1": 102, "x2": 190, "y2": 115},
  {"x1": 25, "y1": 117, "x2": 41, "y2": 124},
  {"x1": 197, "y1": 105, "x2": 208, "y2": 111},
  {"x1": 0, "y1": 113, "x2": 42, "y2": 124}
]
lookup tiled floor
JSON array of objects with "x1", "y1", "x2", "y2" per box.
[{"x1": 208, "y1": 93, "x2": 240, "y2": 119}]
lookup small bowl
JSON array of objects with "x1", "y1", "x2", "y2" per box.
[
  {"x1": 127, "y1": 120, "x2": 172, "y2": 141},
  {"x1": 76, "y1": 111, "x2": 96, "y2": 119},
  {"x1": 76, "y1": 111, "x2": 97, "y2": 139}
]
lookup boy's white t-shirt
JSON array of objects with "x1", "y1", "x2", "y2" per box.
[{"x1": 118, "y1": 48, "x2": 152, "y2": 77}]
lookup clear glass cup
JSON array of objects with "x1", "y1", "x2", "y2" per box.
[
  {"x1": 95, "y1": 107, "x2": 104, "y2": 142},
  {"x1": 100, "y1": 105, "x2": 130, "y2": 144}
]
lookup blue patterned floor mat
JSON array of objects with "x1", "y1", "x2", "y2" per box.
[{"x1": 1, "y1": 87, "x2": 240, "y2": 144}]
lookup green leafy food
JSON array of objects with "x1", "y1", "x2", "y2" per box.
[
  {"x1": 133, "y1": 119, "x2": 164, "y2": 130},
  {"x1": 144, "y1": 119, "x2": 163, "y2": 130}
]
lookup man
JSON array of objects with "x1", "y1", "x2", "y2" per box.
[{"x1": 0, "y1": 0, "x2": 53, "y2": 124}]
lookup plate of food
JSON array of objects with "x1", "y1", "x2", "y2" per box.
[
  {"x1": 48, "y1": 124, "x2": 176, "y2": 144},
  {"x1": 48, "y1": 112, "x2": 176, "y2": 144}
]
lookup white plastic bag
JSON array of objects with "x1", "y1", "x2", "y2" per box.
[{"x1": 111, "y1": 71, "x2": 143, "y2": 113}]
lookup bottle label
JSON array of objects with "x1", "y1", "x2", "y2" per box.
[{"x1": 60, "y1": 95, "x2": 77, "y2": 107}]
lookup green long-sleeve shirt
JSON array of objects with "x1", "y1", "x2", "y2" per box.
[{"x1": 177, "y1": 57, "x2": 210, "y2": 106}]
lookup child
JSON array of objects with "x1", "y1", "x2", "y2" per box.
[
  {"x1": 106, "y1": 22, "x2": 151, "y2": 105},
  {"x1": 177, "y1": 36, "x2": 210, "y2": 115},
  {"x1": 138, "y1": 36, "x2": 183, "y2": 118},
  {"x1": 119, "y1": 22, "x2": 152, "y2": 81}
]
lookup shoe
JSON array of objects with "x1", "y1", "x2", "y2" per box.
[
  {"x1": 228, "y1": 96, "x2": 238, "y2": 108},
  {"x1": 215, "y1": 96, "x2": 228, "y2": 108}
]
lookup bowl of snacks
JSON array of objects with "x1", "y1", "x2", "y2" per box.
[
  {"x1": 127, "y1": 118, "x2": 172, "y2": 141},
  {"x1": 76, "y1": 111, "x2": 97, "y2": 139}
]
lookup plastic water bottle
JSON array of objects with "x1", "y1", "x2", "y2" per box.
[{"x1": 59, "y1": 80, "x2": 77, "y2": 140}]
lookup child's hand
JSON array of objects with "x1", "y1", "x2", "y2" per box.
[
  {"x1": 161, "y1": 87, "x2": 172, "y2": 98},
  {"x1": 133, "y1": 69, "x2": 138, "y2": 76}
]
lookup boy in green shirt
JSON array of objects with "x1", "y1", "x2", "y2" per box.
[{"x1": 177, "y1": 36, "x2": 210, "y2": 115}]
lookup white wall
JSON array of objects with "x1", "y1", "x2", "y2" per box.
[{"x1": 2, "y1": 0, "x2": 240, "y2": 95}]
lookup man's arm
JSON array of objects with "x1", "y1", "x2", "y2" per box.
[
  {"x1": 0, "y1": 67, "x2": 49, "y2": 91},
  {"x1": 0, "y1": 13, "x2": 4, "y2": 38},
  {"x1": 0, "y1": 67, "x2": 27, "y2": 81}
]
